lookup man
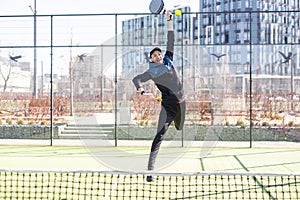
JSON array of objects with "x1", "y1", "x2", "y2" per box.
[{"x1": 132, "y1": 11, "x2": 186, "y2": 182}]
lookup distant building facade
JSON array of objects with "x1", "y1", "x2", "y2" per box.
[{"x1": 195, "y1": 0, "x2": 300, "y2": 94}]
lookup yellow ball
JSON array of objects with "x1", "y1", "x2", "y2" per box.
[{"x1": 175, "y1": 9, "x2": 182, "y2": 16}]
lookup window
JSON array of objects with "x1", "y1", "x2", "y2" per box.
[
  {"x1": 216, "y1": 15, "x2": 221, "y2": 24},
  {"x1": 245, "y1": 0, "x2": 250, "y2": 8},
  {"x1": 237, "y1": 1, "x2": 241, "y2": 9},
  {"x1": 205, "y1": 25, "x2": 214, "y2": 44}
]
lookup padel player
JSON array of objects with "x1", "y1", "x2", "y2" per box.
[{"x1": 132, "y1": 11, "x2": 186, "y2": 182}]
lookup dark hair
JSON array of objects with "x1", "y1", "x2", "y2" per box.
[{"x1": 149, "y1": 47, "x2": 162, "y2": 58}]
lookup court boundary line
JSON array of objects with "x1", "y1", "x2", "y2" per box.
[{"x1": 234, "y1": 155, "x2": 276, "y2": 200}]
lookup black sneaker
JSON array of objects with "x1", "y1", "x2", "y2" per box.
[{"x1": 146, "y1": 175, "x2": 156, "y2": 182}]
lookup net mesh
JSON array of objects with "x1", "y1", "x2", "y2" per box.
[{"x1": 0, "y1": 170, "x2": 299, "y2": 200}]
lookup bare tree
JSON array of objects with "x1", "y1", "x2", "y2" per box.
[
  {"x1": 0, "y1": 55, "x2": 21, "y2": 92},
  {"x1": 0, "y1": 61, "x2": 13, "y2": 92}
]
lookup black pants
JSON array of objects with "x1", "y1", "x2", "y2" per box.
[{"x1": 147, "y1": 100, "x2": 186, "y2": 171}]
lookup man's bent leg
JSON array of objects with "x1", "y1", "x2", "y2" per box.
[{"x1": 174, "y1": 101, "x2": 186, "y2": 131}]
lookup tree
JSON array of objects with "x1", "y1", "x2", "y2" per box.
[
  {"x1": 0, "y1": 55, "x2": 22, "y2": 92},
  {"x1": 0, "y1": 60, "x2": 13, "y2": 92}
]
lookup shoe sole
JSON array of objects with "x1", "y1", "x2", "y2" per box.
[{"x1": 146, "y1": 175, "x2": 156, "y2": 182}]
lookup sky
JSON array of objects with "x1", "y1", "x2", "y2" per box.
[{"x1": 0, "y1": 0, "x2": 199, "y2": 75}]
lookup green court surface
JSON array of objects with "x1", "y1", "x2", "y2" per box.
[
  {"x1": 0, "y1": 140, "x2": 299, "y2": 199},
  {"x1": 0, "y1": 140, "x2": 299, "y2": 173}
]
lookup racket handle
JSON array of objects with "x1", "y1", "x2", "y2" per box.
[{"x1": 143, "y1": 93, "x2": 155, "y2": 98}]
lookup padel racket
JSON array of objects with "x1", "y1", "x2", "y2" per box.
[{"x1": 149, "y1": 0, "x2": 166, "y2": 14}]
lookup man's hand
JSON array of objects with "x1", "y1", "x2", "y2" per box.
[
  {"x1": 166, "y1": 11, "x2": 172, "y2": 21},
  {"x1": 137, "y1": 87, "x2": 145, "y2": 95},
  {"x1": 166, "y1": 11, "x2": 173, "y2": 30}
]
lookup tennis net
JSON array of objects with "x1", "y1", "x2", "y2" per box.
[{"x1": 0, "y1": 170, "x2": 299, "y2": 199}]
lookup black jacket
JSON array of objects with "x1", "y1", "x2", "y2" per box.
[{"x1": 132, "y1": 31, "x2": 184, "y2": 102}]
